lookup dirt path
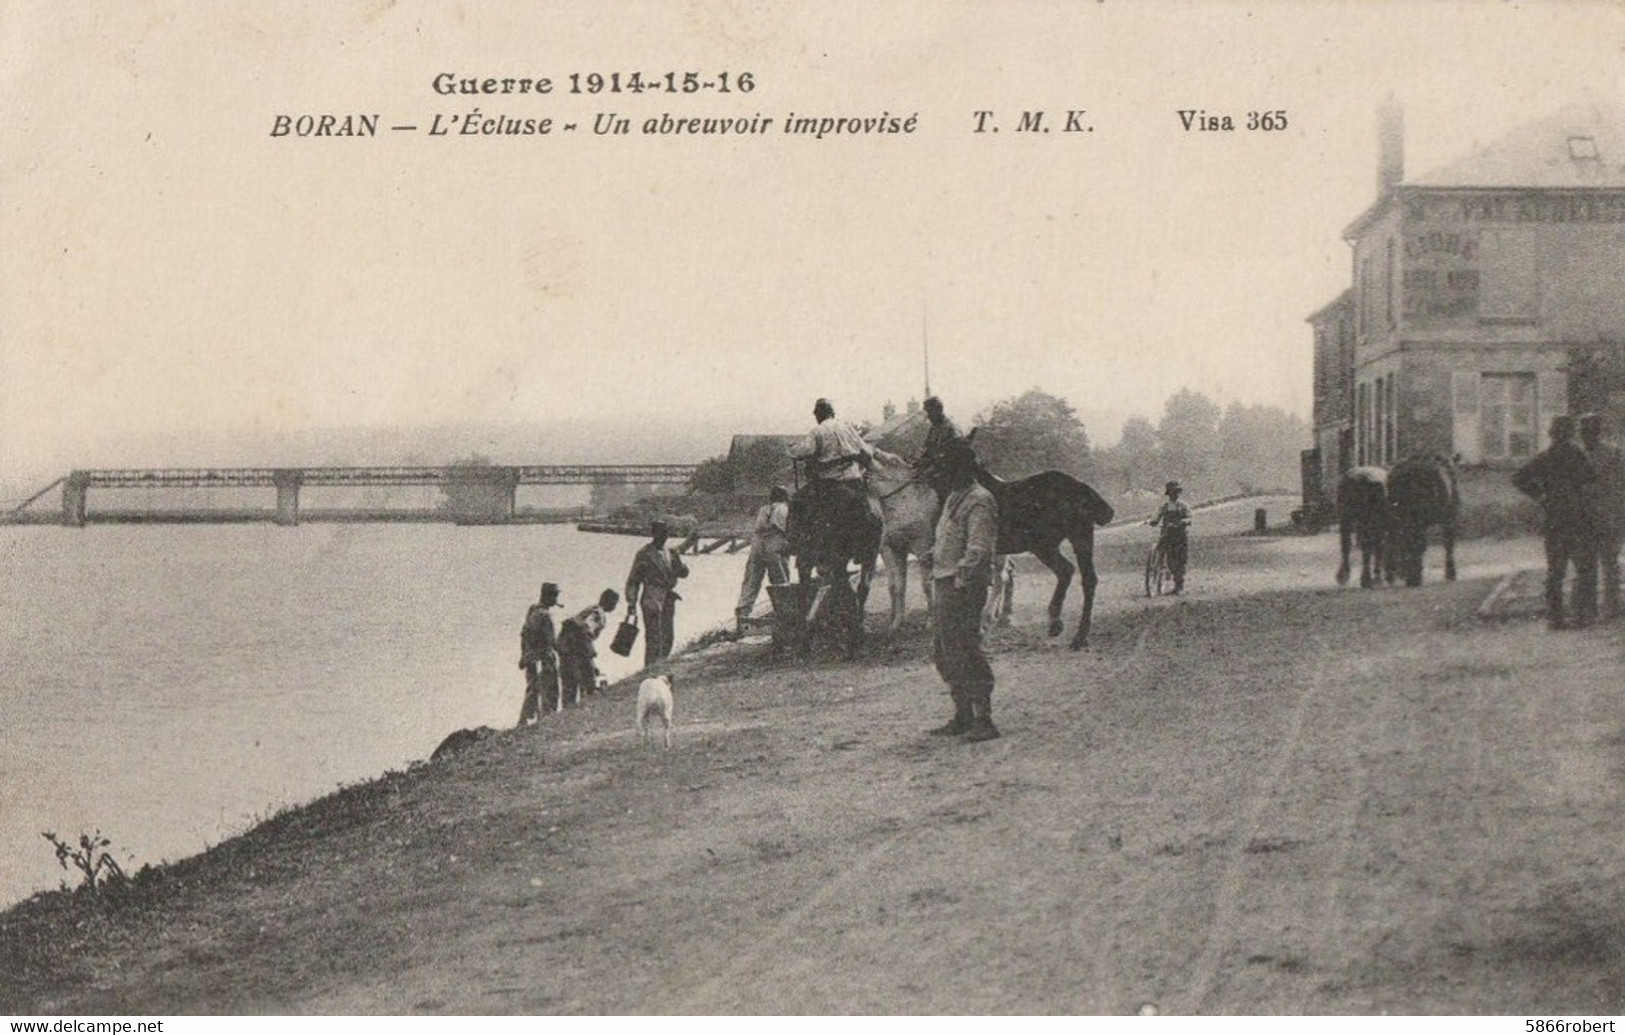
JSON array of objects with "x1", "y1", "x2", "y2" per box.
[{"x1": 4, "y1": 528, "x2": 1622, "y2": 1014}]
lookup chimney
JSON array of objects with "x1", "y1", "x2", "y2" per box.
[{"x1": 1377, "y1": 99, "x2": 1405, "y2": 194}]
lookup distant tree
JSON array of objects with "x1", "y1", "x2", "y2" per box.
[
  {"x1": 685, "y1": 440, "x2": 796, "y2": 496},
  {"x1": 687, "y1": 454, "x2": 736, "y2": 495},
  {"x1": 1115, "y1": 415, "x2": 1161, "y2": 493},
  {"x1": 1217, "y1": 403, "x2": 1310, "y2": 493},
  {"x1": 733, "y1": 439, "x2": 796, "y2": 495},
  {"x1": 438, "y1": 454, "x2": 512, "y2": 521},
  {"x1": 1156, "y1": 389, "x2": 1222, "y2": 484},
  {"x1": 972, "y1": 389, "x2": 1093, "y2": 478}
]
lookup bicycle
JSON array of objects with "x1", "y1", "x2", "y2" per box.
[{"x1": 1144, "y1": 538, "x2": 1172, "y2": 597}]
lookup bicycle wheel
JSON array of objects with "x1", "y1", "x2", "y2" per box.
[{"x1": 1144, "y1": 543, "x2": 1163, "y2": 597}]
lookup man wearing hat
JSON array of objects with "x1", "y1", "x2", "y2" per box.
[
  {"x1": 1579, "y1": 413, "x2": 1623, "y2": 621},
  {"x1": 518, "y1": 582, "x2": 563, "y2": 725},
  {"x1": 1149, "y1": 480, "x2": 1192, "y2": 595},
  {"x1": 1514, "y1": 415, "x2": 1598, "y2": 629},
  {"x1": 929, "y1": 439, "x2": 1001, "y2": 741},
  {"x1": 624, "y1": 520, "x2": 690, "y2": 666},
  {"x1": 914, "y1": 395, "x2": 965, "y2": 504}
]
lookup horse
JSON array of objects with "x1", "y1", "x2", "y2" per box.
[
  {"x1": 1335, "y1": 465, "x2": 1390, "y2": 589},
  {"x1": 867, "y1": 453, "x2": 943, "y2": 633},
  {"x1": 1386, "y1": 454, "x2": 1459, "y2": 587},
  {"x1": 785, "y1": 475, "x2": 883, "y2": 657},
  {"x1": 971, "y1": 459, "x2": 1115, "y2": 650}
]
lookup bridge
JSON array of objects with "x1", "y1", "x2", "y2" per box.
[{"x1": 12, "y1": 464, "x2": 699, "y2": 526}]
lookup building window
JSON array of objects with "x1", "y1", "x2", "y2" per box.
[
  {"x1": 1480, "y1": 373, "x2": 1537, "y2": 461},
  {"x1": 1385, "y1": 238, "x2": 1396, "y2": 328},
  {"x1": 1356, "y1": 382, "x2": 1370, "y2": 465},
  {"x1": 1384, "y1": 374, "x2": 1398, "y2": 463}
]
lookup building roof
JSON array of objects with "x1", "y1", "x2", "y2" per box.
[
  {"x1": 1305, "y1": 289, "x2": 1353, "y2": 326},
  {"x1": 1409, "y1": 102, "x2": 1625, "y2": 189},
  {"x1": 1344, "y1": 102, "x2": 1625, "y2": 239},
  {"x1": 863, "y1": 407, "x2": 927, "y2": 445},
  {"x1": 726, "y1": 434, "x2": 801, "y2": 460}
]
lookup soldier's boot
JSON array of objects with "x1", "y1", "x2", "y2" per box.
[
  {"x1": 929, "y1": 689, "x2": 973, "y2": 736},
  {"x1": 963, "y1": 691, "x2": 1001, "y2": 742}
]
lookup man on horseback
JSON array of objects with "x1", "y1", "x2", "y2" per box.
[
  {"x1": 786, "y1": 399, "x2": 887, "y2": 567},
  {"x1": 914, "y1": 395, "x2": 964, "y2": 504},
  {"x1": 789, "y1": 397, "x2": 876, "y2": 486},
  {"x1": 783, "y1": 398, "x2": 890, "y2": 655}
]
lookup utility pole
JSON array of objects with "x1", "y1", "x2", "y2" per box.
[{"x1": 922, "y1": 310, "x2": 931, "y2": 399}]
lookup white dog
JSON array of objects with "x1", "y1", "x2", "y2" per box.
[{"x1": 636, "y1": 674, "x2": 674, "y2": 748}]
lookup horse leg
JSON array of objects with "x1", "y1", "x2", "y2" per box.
[
  {"x1": 998, "y1": 558, "x2": 1014, "y2": 627},
  {"x1": 919, "y1": 540, "x2": 935, "y2": 628},
  {"x1": 850, "y1": 561, "x2": 874, "y2": 655},
  {"x1": 1337, "y1": 520, "x2": 1353, "y2": 586},
  {"x1": 1068, "y1": 537, "x2": 1097, "y2": 650},
  {"x1": 882, "y1": 543, "x2": 907, "y2": 634},
  {"x1": 1030, "y1": 541, "x2": 1074, "y2": 639},
  {"x1": 1442, "y1": 519, "x2": 1457, "y2": 581}
]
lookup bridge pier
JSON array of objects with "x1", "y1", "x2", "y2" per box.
[
  {"x1": 61, "y1": 473, "x2": 89, "y2": 527},
  {"x1": 273, "y1": 470, "x2": 303, "y2": 526}
]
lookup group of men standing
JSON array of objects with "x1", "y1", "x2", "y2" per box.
[
  {"x1": 518, "y1": 584, "x2": 622, "y2": 724},
  {"x1": 516, "y1": 520, "x2": 692, "y2": 725},
  {"x1": 1512, "y1": 412, "x2": 1625, "y2": 630},
  {"x1": 518, "y1": 393, "x2": 1004, "y2": 742}
]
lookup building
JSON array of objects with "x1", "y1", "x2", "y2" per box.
[{"x1": 1305, "y1": 101, "x2": 1625, "y2": 509}]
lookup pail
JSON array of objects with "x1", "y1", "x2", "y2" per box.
[{"x1": 609, "y1": 618, "x2": 640, "y2": 657}]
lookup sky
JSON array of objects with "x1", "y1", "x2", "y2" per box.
[{"x1": 4, "y1": 0, "x2": 1625, "y2": 488}]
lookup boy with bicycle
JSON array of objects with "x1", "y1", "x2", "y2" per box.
[{"x1": 1148, "y1": 480, "x2": 1192, "y2": 595}]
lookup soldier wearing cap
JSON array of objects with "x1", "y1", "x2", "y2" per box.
[
  {"x1": 1579, "y1": 413, "x2": 1624, "y2": 620},
  {"x1": 518, "y1": 581, "x2": 562, "y2": 724},
  {"x1": 624, "y1": 520, "x2": 689, "y2": 666},
  {"x1": 915, "y1": 395, "x2": 965, "y2": 503},
  {"x1": 1513, "y1": 415, "x2": 1598, "y2": 629},
  {"x1": 1149, "y1": 480, "x2": 1192, "y2": 595},
  {"x1": 928, "y1": 440, "x2": 1001, "y2": 742}
]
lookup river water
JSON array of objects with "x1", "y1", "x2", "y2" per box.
[{"x1": 0, "y1": 523, "x2": 748, "y2": 906}]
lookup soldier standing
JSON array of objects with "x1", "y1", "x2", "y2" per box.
[
  {"x1": 624, "y1": 521, "x2": 690, "y2": 666},
  {"x1": 1580, "y1": 413, "x2": 1624, "y2": 621},
  {"x1": 518, "y1": 582, "x2": 562, "y2": 724},
  {"x1": 928, "y1": 442, "x2": 1001, "y2": 742},
  {"x1": 1513, "y1": 416, "x2": 1598, "y2": 629}
]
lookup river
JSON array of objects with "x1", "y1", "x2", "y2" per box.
[{"x1": 0, "y1": 523, "x2": 748, "y2": 907}]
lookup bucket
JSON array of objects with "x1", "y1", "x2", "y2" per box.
[{"x1": 609, "y1": 617, "x2": 640, "y2": 657}]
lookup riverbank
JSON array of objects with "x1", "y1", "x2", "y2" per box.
[{"x1": 5, "y1": 528, "x2": 1622, "y2": 1014}]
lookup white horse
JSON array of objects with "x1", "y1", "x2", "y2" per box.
[{"x1": 867, "y1": 453, "x2": 942, "y2": 633}]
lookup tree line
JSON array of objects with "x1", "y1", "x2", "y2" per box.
[{"x1": 685, "y1": 387, "x2": 1307, "y2": 505}]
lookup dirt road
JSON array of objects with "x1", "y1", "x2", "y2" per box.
[{"x1": 4, "y1": 522, "x2": 1622, "y2": 1015}]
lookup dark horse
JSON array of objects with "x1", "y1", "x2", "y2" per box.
[
  {"x1": 970, "y1": 457, "x2": 1115, "y2": 650},
  {"x1": 1336, "y1": 465, "x2": 1390, "y2": 589},
  {"x1": 1386, "y1": 454, "x2": 1459, "y2": 587},
  {"x1": 785, "y1": 477, "x2": 883, "y2": 657}
]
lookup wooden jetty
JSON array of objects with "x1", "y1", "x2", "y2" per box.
[{"x1": 576, "y1": 521, "x2": 751, "y2": 555}]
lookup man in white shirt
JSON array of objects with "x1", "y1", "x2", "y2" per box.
[{"x1": 734, "y1": 486, "x2": 791, "y2": 636}]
